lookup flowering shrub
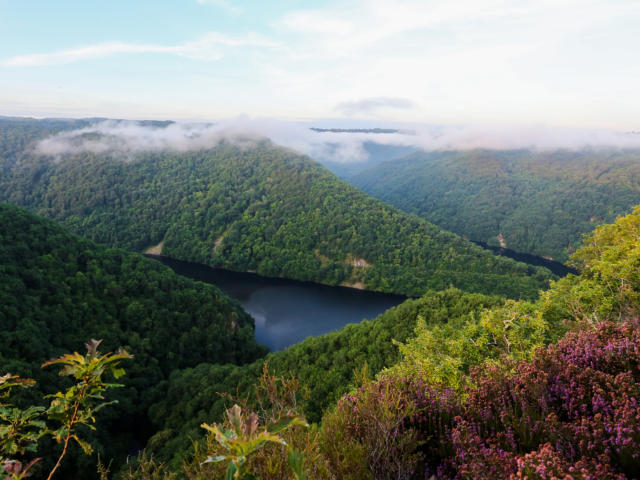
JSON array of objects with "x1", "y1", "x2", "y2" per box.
[
  {"x1": 323, "y1": 320, "x2": 640, "y2": 479},
  {"x1": 450, "y1": 319, "x2": 640, "y2": 479},
  {"x1": 510, "y1": 443, "x2": 625, "y2": 480}
]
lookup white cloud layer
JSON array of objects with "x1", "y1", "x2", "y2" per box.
[{"x1": 35, "y1": 117, "x2": 640, "y2": 163}]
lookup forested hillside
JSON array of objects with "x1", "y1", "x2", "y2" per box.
[
  {"x1": 144, "y1": 288, "x2": 503, "y2": 465},
  {"x1": 347, "y1": 148, "x2": 640, "y2": 262},
  {"x1": 3, "y1": 189, "x2": 640, "y2": 479},
  {"x1": 142, "y1": 204, "x2": 640, "y2": 479},
  {"x1": 107, "y1": 204, "x2": 640, "y2": 479},
  {"x1": 315, "y1": 205, "x2": 640, "y2": 479},
  {"x1": 0, "y1": 116, "x2": 92, "y2": 170},
  {"x1": 0, "y1": 203, "x2": 266, "y2": 477},
  {"x1": 0, "y1": 120, "x2": 554, "y2": 299}
]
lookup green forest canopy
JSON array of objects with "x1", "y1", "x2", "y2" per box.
[
  {"x1": 0, "y1": 119, "x2": 553, "y2": 300},
  {"x1": 346, "y1": 148, "x2": 640, "y2": 263},
  {"x1": 3, "y1": 156, "x2": 640, "y2": 478},
  {"x1": 0, "y1": 203, "x2": 266, "y2": 476},
  {"x1": 145, "y1": 203, "x2": 640, "y2": 472}
]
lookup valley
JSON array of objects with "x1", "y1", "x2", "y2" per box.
[
  {"x1": 2, "y1": 118, "x2": 640, "y2": 480},
  {"x1": 338, "y1": 147, "x2": 640, "y2": 262},
  {"x1": 146, "y1": 255, "x2": 406, "y2": 351},
  {"x1": 2, "y1": 3, "x2": 639, "y2": 478},
  {"x1": 0, "y1": 118, "x2": 553, "y2": 300}
]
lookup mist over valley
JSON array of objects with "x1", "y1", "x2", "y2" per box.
[{"x1": 2, "y1": 1, "x2": 640, "y2": 478}]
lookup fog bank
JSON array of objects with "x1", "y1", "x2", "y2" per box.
[{"x1": 35, "y1": 117, "x2": 640, "y2": 163}]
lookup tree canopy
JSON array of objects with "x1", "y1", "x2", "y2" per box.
[
  {"x1": 0, "y1": 119, "x2": 554, "y2": 299},
  {"x1": 348, "y1": 148, "x2": 640, "y2": 262},
  {"x1": 0, "y1": 203, "x2": 266, "y2": 477}
]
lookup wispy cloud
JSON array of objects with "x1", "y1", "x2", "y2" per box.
[
  {"x1": 277, "y1": 0, "x2": 551, "y2": 57},
  {"x1": 1, "y1": 0, "x2": 639, "y2": 127},
  {"x1": 336, "y1": 97, "x2": 415, "y2": 116},
  {"x1": 0, "y1": 32, "x2": 277, "y2": 67}
]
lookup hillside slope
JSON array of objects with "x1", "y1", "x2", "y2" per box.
[
  {"x1": 0, "y1": 202, "x2": 264, "y2": 374},
  {"x1": 0, "y1": 123, "x2": 553, "y2": 299},
  {"x1": 144, "y1": 288, "x2": 503, "y2": 464},
  {"x1": 148, "y1": 203, "x2": 640, "y2": 478},
  {"x1": 0, "y1": 203, "x2": 266, "y2": 476},
  {"x1": 347, "y1": 148, "x2": 640, "y2": 262}
]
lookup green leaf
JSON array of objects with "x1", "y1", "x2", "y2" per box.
[
  {"x1": 225, "y1": 462, "x2": 237, "y2": 480},
  {"x1": 267, "y1": 416, "x2": 309, "y2": 434},
  {"x1": 288, "y1": 449, "x2": 307, "y2": 480},
  {"x1": 72, "y1": 435, "x2": 94, "y2": 455}
]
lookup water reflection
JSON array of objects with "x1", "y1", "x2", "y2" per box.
[{"x1": 146, "y1": 255, "x2": 406, "y2": 351}]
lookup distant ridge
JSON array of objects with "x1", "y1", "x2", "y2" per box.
[
  {"x1": 0, "y1": 117, "x2": 554, "y2": 299},
  {"x1": 348, "y1": 148, "x2": 640, "y2": 262}
]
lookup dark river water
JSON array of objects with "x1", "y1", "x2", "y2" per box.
[
  {"x1": 472, "y1": 241, "x2": 577, "y2": 277},
  {"x1": 146, "y1": 255, "x2": 407, "y2": 351}
]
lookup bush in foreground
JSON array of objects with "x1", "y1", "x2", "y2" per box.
[{"x1": 324, "y1": 319, "x2": 640, "y2": 479}]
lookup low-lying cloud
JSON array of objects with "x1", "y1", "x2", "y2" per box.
[
  {"x1": 35, "y1": 117, "x2": 640, "y2": 164},
  {"x1": 406, "y1": 124, "x2": 640, "y2": 152},
  {"x1": 35, "y1": 117, "x2": 375, "y2": 162}
]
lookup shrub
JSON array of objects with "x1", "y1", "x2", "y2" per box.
[
  {"x1": 1, "y1": 339, "x2": 131, "y2": 480},
  {"x1": 184, "y1": 366, "x2": 331, "y2": 480},
  {"x1": 449, "y1": 319, "x2": 640, "y2": 478},
  {"x1": 321, "y1": 373, "x2": 459, "y2": 480},
  {"x1": 322, "y1": 319, "x2": 640, "y2": 479}
]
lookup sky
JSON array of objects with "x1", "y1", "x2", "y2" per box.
[{"x1": 0, "y1": 0, "x2": 639, "y2": 130}]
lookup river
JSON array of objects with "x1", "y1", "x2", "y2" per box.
[{"x1": 145, "y1": 255, "x2": 407, "y2": 351}]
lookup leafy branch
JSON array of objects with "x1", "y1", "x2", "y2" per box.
[
  {"x1": 201, "y1": 404, "x2": 309, "y2": 480},
  {"x1": 0, "y1": 340, "x2": 132, "y2": 480},
  {"x1": 42, "y1": 339, "x2": 132, "y2": 480},
  {"x1": 0, "y1": 375, "x2": 44, "y2": 480}
]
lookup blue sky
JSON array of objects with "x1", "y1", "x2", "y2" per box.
[{"x1": 1, "y1": 0, "x2": 638, "y2": 129}]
